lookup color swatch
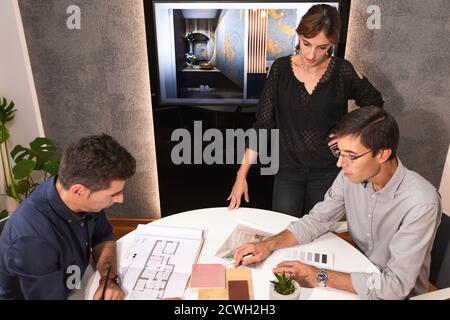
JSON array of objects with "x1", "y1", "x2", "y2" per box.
[{"x1": 190, "y1": 264, "x2": 226, "y2": 289}]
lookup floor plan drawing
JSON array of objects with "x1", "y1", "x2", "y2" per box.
[
  {"x1": 131, "y1": 240, "x2": 179, "y2": 299},
  {"x1": 119, "y1": 224, "x2": 204, "y2": 300}
]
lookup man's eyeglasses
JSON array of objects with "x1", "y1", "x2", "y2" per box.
[{"x1": 331, "y1": 149, "x2": 372, "y2": 163}]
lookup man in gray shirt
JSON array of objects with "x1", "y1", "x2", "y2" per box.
[{"x1": 234, "y1": 106, "x2": 441, "y2": 299}]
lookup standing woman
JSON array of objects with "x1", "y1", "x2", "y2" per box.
[{"x1": 227, "y1": 4, "x2": 383, "y2": 217}]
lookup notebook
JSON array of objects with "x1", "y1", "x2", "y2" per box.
[{"x1": 190, "y1": 264, "x2": 226, "y2": 289}]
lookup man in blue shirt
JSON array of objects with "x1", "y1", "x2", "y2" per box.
[{"x1": 0, "y1": 134, "x2": 136, "y2": 300}]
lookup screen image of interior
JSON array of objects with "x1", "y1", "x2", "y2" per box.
[{"x1": 153, "y1": 2, "x2": 339, "y2": 106}]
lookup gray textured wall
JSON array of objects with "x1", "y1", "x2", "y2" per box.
[
  {"x1": 18, "y1": 0, "x2": 161, "y2": 218},
  {"x1": 346, "y1": 0, "x2": 450, "y2": 188}
]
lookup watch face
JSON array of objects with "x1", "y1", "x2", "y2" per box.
[
  {"x1": 316, "y1": 269, "x2": 328, "y2": 285},
  {"x1": 317, "y1": 273, "x2": 327, "y2": 282}
]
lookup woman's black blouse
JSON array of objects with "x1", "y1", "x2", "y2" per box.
[{"x1": 253, "y1": 55, "x2": 384, "y2": 170}]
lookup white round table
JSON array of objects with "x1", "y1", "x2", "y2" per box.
[{"x1": 70, "y1": 207, "x2": 377, "y2": 300}]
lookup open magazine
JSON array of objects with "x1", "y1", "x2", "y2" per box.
[
  {"x1": 215, "y1": 221, "x2": 273, "y2": 267},
  {"x1": 119, "y1": 224, "x2": 204, "y2": 300}
]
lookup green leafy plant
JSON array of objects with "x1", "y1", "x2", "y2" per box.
[
  {"x1": 0, "y1": 97, "x2": 60, "y2": 210},
  {"x1": 271, "y1": 272, "x2": 296, "y2": 295}
]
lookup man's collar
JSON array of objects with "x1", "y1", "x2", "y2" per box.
[
  {"x1": 365, "y1": 158, "x2": 406, "y2": 199},
  {"x1": 47, "y1": 176, "x2": 95, "y2": 222}
]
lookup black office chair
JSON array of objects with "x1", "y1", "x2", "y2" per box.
[
  {"x1": 0, "y1": 216, "x2": 9, "y2": 235},
  {"x1": 430, "y1": 213, "x2": 450, "y2": 289}
]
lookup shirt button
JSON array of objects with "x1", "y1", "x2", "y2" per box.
[
  {"x1": 367, "y1": 233, "x2": 371, "y2": 237},
  {"x1": 68, "y1": 219, "x2": 72, "y2": 223},
  {"x1": 80, "y1": 222, "x2": 84, "y2": 227},
  {"x1": 368, "y1": 214, "x2": 372, "y2": 218},
  {"x1": 372, "y1": 194, "x2": 376, "y2": 198},
  {"x1": 85, "y1": 242, "x2": 89, "y2": 247}
]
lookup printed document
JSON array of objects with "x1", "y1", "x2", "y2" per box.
[
  {"x1": 119, "y1": 224, "x2": 204, "y2": 299},
  {"x1": 215, "y1": 221, "x2": 273, "y2": 263}
]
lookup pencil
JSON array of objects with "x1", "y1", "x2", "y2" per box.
[{"x1": 100, "y1": 265, "x2": 112, "y2": 300}]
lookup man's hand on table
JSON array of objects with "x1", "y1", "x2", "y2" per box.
[
  {"x1": 233, "y1": 241, "x2": 272, "y2": 267},
  {"x1": 272, "y1": 260, "x2": 318, "y2": 288},
  {"x1": 93, "y1": 281, "x2": 125, "y2": 300}
]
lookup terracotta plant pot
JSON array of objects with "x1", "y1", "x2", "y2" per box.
[{"x1": 269, "y1": 280, "x2": 301, "y2": 300}]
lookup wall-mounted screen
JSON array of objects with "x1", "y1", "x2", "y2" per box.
[{"x1": 153, "y1": 1, "x2": 342, "y2": 106}]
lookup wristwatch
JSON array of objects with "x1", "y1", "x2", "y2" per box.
[{"x1": 316, "y1": 268, "x2": 328, "y2": 287}]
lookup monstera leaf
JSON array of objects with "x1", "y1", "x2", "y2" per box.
[
  {"x1": 43, "y1": 158, "x2": 60, "y2": 176},
  {"x1": 12, "y1": 159, "x2": 36, "y2": 180},
  {"x1": 8, "y1": 137, "x2": 60, "y2": 199},
  {"x1": 0, "y1": 97, "x2": 15, "y2": 144},
  {"x1": 0, "y1": 97, "x2": 60, "y2": 204},
  {"x1": 6, "y1": 179, "x2": 35, "y2": 199},
  {"x1": 0, "y1": 209, "x2": 8, "y2": 220},
  {"x1": 15, "y1": 179, "x2": 31, "y2": 194},
  {"x1": 0, "y1": 97, "x2": 16, "y2": 126},
  {"x1": 0, "y1": 125, "x2": 9, "y2": 144},
  {"x1": 11, "y1": 137, "x2": 57, "y2": 161},
  {"x1": 11, "y1": 137, "x2": 59, "y2": 177}
]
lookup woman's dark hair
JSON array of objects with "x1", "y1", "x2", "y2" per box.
[
  {"x1": 333, "y1": 106, "x2": 399, "y2": 160},
  {"x1": 295, "y1": 4, "x2": 340, "y2": 56},
  {"x1": 58, "y1": 134, "x2": 136, "y2": 191}
]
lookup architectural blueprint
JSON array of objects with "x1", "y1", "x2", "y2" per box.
[{"x1": 119, "y1": 224, "x2": 204, "y2": 299}]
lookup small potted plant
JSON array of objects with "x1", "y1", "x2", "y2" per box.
[{"x1": 269, "y1": 272, "x2": 301, "y2": 300}]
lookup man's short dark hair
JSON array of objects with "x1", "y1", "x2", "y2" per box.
[
  {"x1": 334, "y1": 106, "x2": 399, "y2": 160},
  {"x1": 58, "y1": 134, "x2": 136, "y2": 191}
]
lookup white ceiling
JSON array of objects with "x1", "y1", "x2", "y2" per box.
[{"x1": 181, "y1": 9, "x2": 218, "y2": 19}]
